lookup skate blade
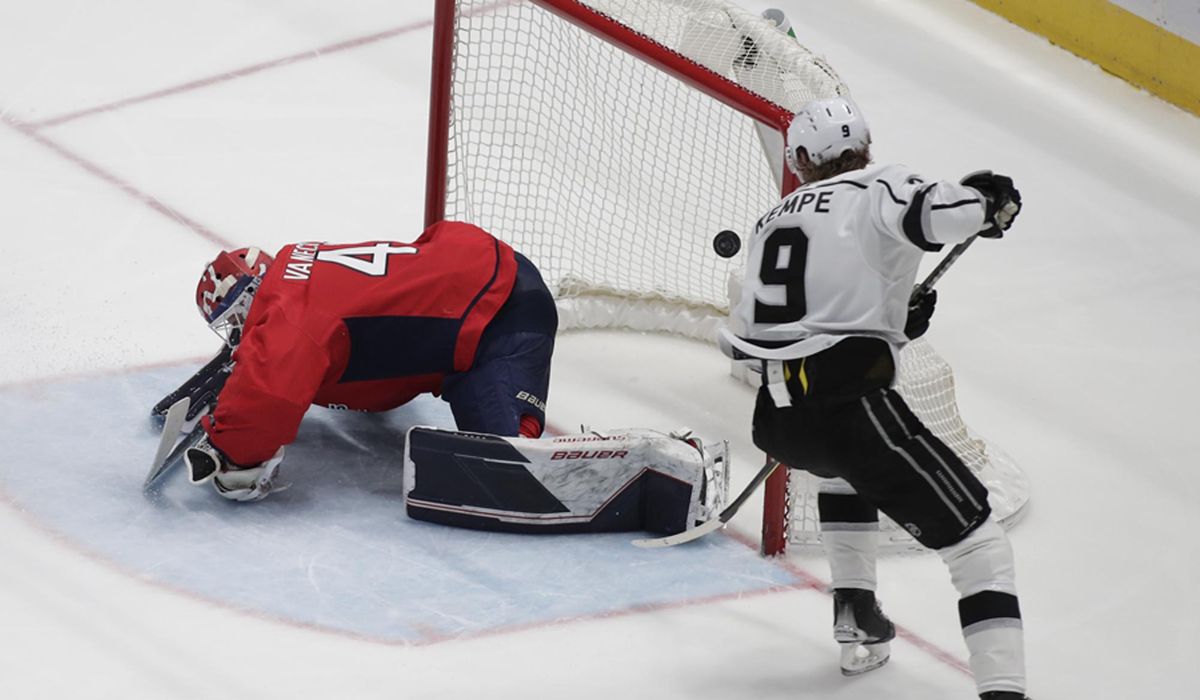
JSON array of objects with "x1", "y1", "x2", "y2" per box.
[{"x1": 840, "y1": 641, "x2": 890, "y2": 676}]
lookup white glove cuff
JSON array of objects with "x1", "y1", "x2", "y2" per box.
[{"x1": 213, "y1": 447, "x2": 285, "y2": 502}]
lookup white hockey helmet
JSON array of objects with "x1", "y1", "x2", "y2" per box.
[{"x1": 785, "y1": 97, "x2": 870, "y2": 174}]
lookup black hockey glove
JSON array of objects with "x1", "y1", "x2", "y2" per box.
[
  {"x1": 904, "y1": 288, "x2": 937, "y2": 340},
  {"x1": 961, "y1": 171, "x2": 1021, "y2": 238}
]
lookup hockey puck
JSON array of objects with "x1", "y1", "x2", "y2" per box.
[{"x1": 713, "y1": 230, "x2": 741, "y2": 258}]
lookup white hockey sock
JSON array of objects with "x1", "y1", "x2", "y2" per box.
[
  {"x1": 939, "y1": 518, "x2": 1026, "y2": 695},
  {"x1": 818, "y1": 483, "x2": 879, "y2": 591},
  {"x1": 964, "y1": 624, "x2": 1026, "y2": 695}
]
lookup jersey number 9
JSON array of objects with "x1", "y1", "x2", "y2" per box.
[{"x1": 753, "y1": 226, "x2": 808, "y2": 324}]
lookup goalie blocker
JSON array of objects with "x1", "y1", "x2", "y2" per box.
[{"x1": 404, "y1": 427, "x2": 728, "y2": 535}]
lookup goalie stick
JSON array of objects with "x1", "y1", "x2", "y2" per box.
[
  {"x1": 632, "y1": 457, "x2": 781, "y2": 548},
  {"x1": 150, "y1": 344, "x2": 232, "y2": 430},
  {"x1": 143, "y1": 397, "x2": 208, "y2": 491},
  {"x1": 145, "y1": 397, "x2": 189, "y2": 489}
]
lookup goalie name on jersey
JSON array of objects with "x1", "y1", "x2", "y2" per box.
[{"x1": 281, "y1": 241, "x2": 322, "y2": 281}]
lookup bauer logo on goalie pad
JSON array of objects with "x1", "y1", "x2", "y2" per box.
[{"x1": 550, "y1": 450, "x2": 629, "y2": 460}]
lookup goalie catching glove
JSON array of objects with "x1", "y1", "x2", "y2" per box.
[
  {"x1": 185, "y1": 434, "x2": 284, "y2": 502},
  {"x1": 961, "y1": 170, "x2": 1021, "y2": 238}
]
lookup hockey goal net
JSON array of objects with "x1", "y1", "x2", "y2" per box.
[{"x1": 425, "y1": 0, "x2": 1030, "y2": 556}]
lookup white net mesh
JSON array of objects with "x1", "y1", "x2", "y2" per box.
[
  {"x1": 436, "y1": 0, "x2": 1029, "y2": 554},
  {"x1": 442, "y1": 0, "x2": 846, "y2": 314}
]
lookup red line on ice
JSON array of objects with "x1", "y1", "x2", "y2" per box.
[
  {"x1": 26, "y1": 2, "x2": 517, "y2": 129},
  {"x1": 28, "y1": 20, "x2": 436, "y2": 129},
  {"x1": 0, "y1": 112, "x2": 234, "y2": 249}
]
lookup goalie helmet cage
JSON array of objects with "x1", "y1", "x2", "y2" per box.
[{"x1": 424, "y1": 0, "x2": 1030, "y2": 556}]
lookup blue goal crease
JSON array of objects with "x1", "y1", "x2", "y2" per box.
[{"x1": 0, "y1": 363, "x2": 800, "y2": 643}]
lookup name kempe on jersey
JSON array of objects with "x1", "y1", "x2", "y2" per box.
[
  {"x1": 206, "y1": 221, "x2": 517, "y2": 465},
  {"x1": 723, "y1": 163, "x2": 987, "y2": 361}
]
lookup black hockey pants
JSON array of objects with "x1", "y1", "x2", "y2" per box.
[{"x1": 751, "y1": 337, "x2": 991, "y2": 550}]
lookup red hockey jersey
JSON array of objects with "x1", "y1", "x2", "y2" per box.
[{"x1": 205, "y1": 221, "x2": 518, "y2": 465}]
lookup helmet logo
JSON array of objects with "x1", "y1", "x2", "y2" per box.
[{"x1": 199, "y1": 265, "x2": 222, "y2": 316}]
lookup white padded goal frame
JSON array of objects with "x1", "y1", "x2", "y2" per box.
[{"x1": 424, "y1": 0, "x2": 1029, "y2": 557}]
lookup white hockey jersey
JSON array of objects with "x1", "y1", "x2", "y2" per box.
[{"x1": 723, "y1": 163, "x2": 987, "y2": 360}]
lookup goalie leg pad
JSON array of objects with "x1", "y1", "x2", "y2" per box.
[{"x1": 403, "y1": 427, "x2": 726, "y2": 535}]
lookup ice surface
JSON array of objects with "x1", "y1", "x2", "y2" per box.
[{"x1": 2, "y1": 0, "x2": 1200, "y2": 698}]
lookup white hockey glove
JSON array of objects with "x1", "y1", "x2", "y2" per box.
[{"x1": 185, "y1": 435, "x2": 285, "y2": 502}]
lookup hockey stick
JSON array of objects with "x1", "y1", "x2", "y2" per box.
[
  {"x1": 910, "y1": 235, "x2": 978, "y2": 303},
  {"x1": 632, "y1": 457, "x2": 782, "y2": 548},
  {"x1": 150, "y1": 344, "x2": 231, "y2": 429},
  {"x1": 144, "y1": 397, "x2": 211, "y2": 491},
  {"x1": 143, "y1": 425, "x2": 209, "y2": 492},
  {"x1": 145, "y1": 397, "x2": 190, "y2": 489}
]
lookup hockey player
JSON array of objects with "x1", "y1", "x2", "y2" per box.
[
  {"x1": 164, "y1": 220, "x2": 725, "y2": 537},
  {"x1": 721, "y1": 97, "x2": 1028, "y2": 700},
  {"x1": 179, "y1": 221, "x2": 558, "y2": 502}
]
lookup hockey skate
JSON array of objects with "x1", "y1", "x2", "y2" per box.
[
  {"x1": 979, "y1": 693, "x2": 1030, "y2": 700},
  {"x1": 832, "y1": 588, "x2": 895, "y2": 676}
]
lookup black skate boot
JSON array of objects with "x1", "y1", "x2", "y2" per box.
[
  {"x1": 832, "y1": 588, "x2": 895, "y2": 676},
  {"x1": 980, "y1": 693, "x2": 1030, "y2": 700}
]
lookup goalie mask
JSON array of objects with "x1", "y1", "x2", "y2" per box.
[
  {"x1": 785, "y1": 97, "x2": 870, "y2": 174},
  {"x1": 195, "y1": 247, "x2": 273, "y2": 346}
]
